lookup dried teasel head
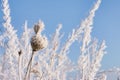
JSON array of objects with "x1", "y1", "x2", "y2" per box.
[
  {"x1": 31, "y1": 21, "x2": 48, "y2": 51},
  {"x1": 31, "y1": 35, "x2": 48, "y2": 51}
]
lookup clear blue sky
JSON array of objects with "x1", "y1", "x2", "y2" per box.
[{"x1": 0, "y1": 0, "x2": 120, "y2": 70}]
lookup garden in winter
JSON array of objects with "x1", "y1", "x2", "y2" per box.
[{"x1": 0, "y1": 0, "x2": 120, "y2": 80}]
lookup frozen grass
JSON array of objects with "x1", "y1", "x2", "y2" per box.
[{"x1": 0, "y1": 0, "x2": 119, "y2": 80}]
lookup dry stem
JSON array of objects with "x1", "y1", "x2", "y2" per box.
[{"x1": 24, "y1": 51, "x2": 34, "y2": 80}]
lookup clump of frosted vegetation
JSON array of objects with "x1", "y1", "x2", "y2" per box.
[{"x1": 0, "y1": 0, "x2": 120, "y2": 80}]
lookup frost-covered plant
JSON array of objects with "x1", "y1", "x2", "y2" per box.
[
  {"x1": 0, "y1": 0, "x2": 20, "y2": 79},
  {"x1": 0, "y1": 0, "x2": 119, "y2": 80},
  {"x1": 24, "y1": 21, "x2": 48, "y2": 80},
  {"x1": 31, "y1": 21, "x2": 48, "y2": 51}
]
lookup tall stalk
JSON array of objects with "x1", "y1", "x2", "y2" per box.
[
  {"x1": 24, "y1": 51, "x2": 34, "y2": 80},
  {"x1": 18, "y1": 50, "x2": 22, "y2": 80}
]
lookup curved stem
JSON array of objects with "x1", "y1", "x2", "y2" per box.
[{"x1": 24, "y1": 51, "x2": 34, "y2": 80}]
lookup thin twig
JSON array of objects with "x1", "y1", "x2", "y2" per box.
[{"x1": 18, "y1": 50, "x2": 22, "y2": 80}]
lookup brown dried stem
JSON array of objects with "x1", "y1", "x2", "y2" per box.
[{"x1": 24, "y1": 50, "x2": 34, "y2": 80}]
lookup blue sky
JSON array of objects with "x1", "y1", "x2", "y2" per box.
[{"x1": 0, "y1": 0, "x2": 120, "y2": 70}]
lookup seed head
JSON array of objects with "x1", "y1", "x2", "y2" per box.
[
  {"x1": 31, "y1": 35, "x2": 48, "y2": 51},
  {"x1": 31, "y1": 21, "x2": 48, "y2": 51},
  {"x1": 34, "y1": 20, "x2": 44, "y2": 35},
  {"x1": 18, "y1": 50, "x2": 22, "y2": 56}
]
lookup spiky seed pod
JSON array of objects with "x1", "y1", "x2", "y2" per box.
[
  {"x1": 34, "y1": 20, "x2": 44, "y2": 34},
  {"x1": 31, "y1": 21, "x2": 48, "y2": 51},
  {"x1": 31, "y1": 35, "x2": 48, "y2": 51}
]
